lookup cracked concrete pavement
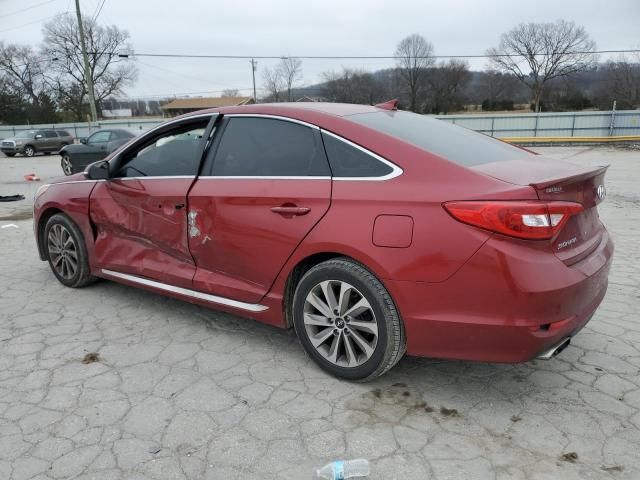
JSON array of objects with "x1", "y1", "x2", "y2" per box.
[{"x1": 0, "y1": 146, "x2": 639, "y2": 479}]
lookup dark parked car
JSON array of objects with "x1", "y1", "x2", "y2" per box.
[
  {"x1": 1, "y1": 129, "x2": 74, "y2": 157},
  {"x1": 59, "y1": 129, "x2": 136, "y2": 175},
  {"x1": 33, "y1": 102, "x2": 613, "y2": 381}
]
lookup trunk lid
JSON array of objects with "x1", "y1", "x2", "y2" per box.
[{"x1": 474, "y1": 157, "x2": 608, "y2": 265}]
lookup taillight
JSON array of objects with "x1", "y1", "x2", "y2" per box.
[{"x1": 443, "y1": 201, "x2": 583, "y2": 240}]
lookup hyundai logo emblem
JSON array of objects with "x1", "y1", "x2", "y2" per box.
[{"x1": 596, "y1": 184, "x2": 606, "y2": 201}]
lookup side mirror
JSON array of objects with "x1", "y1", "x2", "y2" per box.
[
  {"x1": 35, "y1": 134, "x2": 43, "y2": 139},
  {"x1": 86, "y1": 160, "x2": 110, "y2": 180},
  {"x1": 80, "y1": 137, "x2": 88, "y2": 144}
]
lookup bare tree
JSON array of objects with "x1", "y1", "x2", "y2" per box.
[
  {"x1": 41, "y1": 13, "x2": 137, "y2": 120},
  {"x1": 221, "y1": 88, "x2": 240, "y2": 97},
  {"x1": 478, "y1": 70, "x2": 519, "y2": 109},
  {"x1": 487, "y1": 19, "x2": 596, "y2": 112},
  {"x1": 321, "y1": 68, "x2": 386, "y2": 104},
  {"x1": 262, "y1": 66, "x2": 285, "y2": 102},
  {"x1": 394, "y1": 34, "x2": 435, "y2": 112},
  {"x1": 0, "y1": 42, "x2": 58, "y2": 122},
  {"x1": 277, "y1": 57, "x2": 303, "y2": 101},
  {"x1": 425, "y1": 60, "x2": 470, "y2": 113},
  {"x1": 595, "y1": 56, "x2": 640, "y2": 109},
  {"x1": 0, "y1": 42, "x2": 49, "y2": 105}
]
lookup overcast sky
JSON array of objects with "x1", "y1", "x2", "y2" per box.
[{"x1": 2, "y1": 0, "x2": 639, "y2": 99}]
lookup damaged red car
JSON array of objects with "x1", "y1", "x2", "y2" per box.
[{"x1": 33, "y1": 102, "x2": 613, "y2": 380}]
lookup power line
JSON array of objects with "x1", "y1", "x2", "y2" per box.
[
  {"x1": 114, "y1": 48, "x2": 640, "y2": 61},
  {"x1": 117, "y1": 87, "x2": 262, "y2": 100},
  {"x1": 136, "y1": 59, "x2": 227, "y2": 87},
  {"x1": 92, "y1": 0, "x2": 106, "y2": 22},
  {"x1": 0, "y1": 0, "x2": 59, "y2": 19},
  {"x1": 0, "y1": 12, "x2": 68, "y2": 34}
]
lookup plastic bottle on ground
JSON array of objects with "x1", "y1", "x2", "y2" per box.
[{"x1": 316, "y1": 459, "x2": 370, "y2": 480}]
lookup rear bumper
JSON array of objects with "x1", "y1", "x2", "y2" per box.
[{"x1": 388, "y1": 229, "x2": 613, "y2": 363}]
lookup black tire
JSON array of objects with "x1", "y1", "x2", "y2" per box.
[
  {"x1": 61, "y1": 154, "x2": 74, "y2": 176},
  {"x1": 293, "y1": 257, "x2": 406, "y2": 381},
  {"x1": 44, "y1": 213, "x2": 97, "y2": 288},
  {"x1": 23, "y1": 145, "x2": 36, "y2": 157},
  {"x1": 4, "y1": 153, "x2": 15, "y2": 157}
]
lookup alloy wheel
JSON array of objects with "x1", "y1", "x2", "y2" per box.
[
  {"x1": 47, "y1": 223, "x2": 78, "y2": 280},
  {"x1": 61, "y1": 155, "x2": 73, "y2": 175},
  {"x1": 303, "y1": 280, "x2": 378, "y2": 367},
  {"x1": 24, "y1": 146, "x2": 35, "y2": 157}
]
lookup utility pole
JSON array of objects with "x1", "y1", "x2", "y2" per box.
[
  {"x1": 250, "y1": 58, "x2": 257, "y2": 103},
  {"x1": 74, "y1": 0, "x2": 98, "y2": 123}
]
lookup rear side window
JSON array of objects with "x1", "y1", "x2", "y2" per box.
[
  {"x1": 44, "y1": 130, "x2": 58, "y2": 138},
  {"x1": 321, "y1": 132, "x2": 394, "y2": 178},
  {"x1": 349, "y1": 111, "x2": 531, "y2": 167},
  {"x1": 57, "y1": 130, "x2": 71, "y2": 137},
  {"x1": 211, "y1": 117, "x2": 330, "y2": 177}
]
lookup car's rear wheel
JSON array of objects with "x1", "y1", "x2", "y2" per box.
[
  {"x1": 4, "y1": 153, "x2": 15, "y2": 157},
  {"x1": 61, "y1": 155, "x2": 73, "y2": 175},
  {"x1": 44, "y1": 214, "x2": 97, "y2": 288},
  {"x1": 24, "y1": 145, "x2": 36, "y2": 157},
  {"x1": 293, "y1": 258, "x2": 405, "y2": 381}
]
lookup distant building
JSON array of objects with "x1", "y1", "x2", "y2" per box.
[
  {"x1": 296, "y1": 96, "x2": 325, "y2": 102},
  {"x1": 102, "y1": 109, "x2": 133, "y2": 118},
  {"x1": 161, "y1": 96, "x2": 255, "y2": 116}
]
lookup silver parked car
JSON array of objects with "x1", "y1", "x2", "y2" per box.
[{"x1": 1, "y1": 129, "x2": 74, "y2": 157}]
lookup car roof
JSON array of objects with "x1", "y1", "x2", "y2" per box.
[
  {"x1": 207, "y1": 102, "x2": 378, "y2": 117},
  {"x1": 173, "y1": 102, "x2": 383, "y2": 128}
]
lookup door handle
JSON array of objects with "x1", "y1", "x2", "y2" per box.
[
  {"x1": 271, "y1": 205, "x2": 311, "y2": 216},
  {"x1": 175, "y1": 203, "x2": 185, "y2": 210}
]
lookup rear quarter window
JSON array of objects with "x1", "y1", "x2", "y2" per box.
[
  {"x1": 349, "y1": 111, "x2": 531, "y2": 167},
  {"x1": 321, "y1": 132, "x2": 394, "y2": 178}
]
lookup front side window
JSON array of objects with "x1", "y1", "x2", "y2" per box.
[
  {"x1": 211, "y1": 117, "x2": 330, "y2": 177},
  {"x1": 321, "y1": 132, "x2": 394, "y2": 178},
  {"x1": 116, "y1": 121, "x2": 208, "y2": 177},
  {"x1": 88, "y1": 131, "x2": 111, "y2": 144},
  {"x1": 16, "y1": 130, "x2": 36, "y2": 139}
]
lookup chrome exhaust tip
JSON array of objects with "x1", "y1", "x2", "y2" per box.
[{"x1": 537, "y1": 337, "x2": 571, "y2": 360}]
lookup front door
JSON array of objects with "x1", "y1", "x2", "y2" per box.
[
  {"x1": 90, "y1": 116, "x2": 214, "y2": 288},
  {"x1": 79, "y1": 130, "x2": 111, "y2": 165},
  {"x1": 188, "y1": 115, "x2": 332, "y2": 303}
]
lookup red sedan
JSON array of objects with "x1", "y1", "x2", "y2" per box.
[{"x1": 33, "y1": 102, "x2": 613, "y2": 380}]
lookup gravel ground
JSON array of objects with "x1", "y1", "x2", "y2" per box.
[{"x1": 0, "y1": 147, "x2": 639, "y2": 480}]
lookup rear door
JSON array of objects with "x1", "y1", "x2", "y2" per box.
[
  {"x1": 43, "y1": 130, "x2": 59, "y2": 151},
  {"x1": 90, "y1": 115, "x2": 214, "y2": 287},
  {"x1": 188, "y1": 115, "x2": 332, "y2": 303}
]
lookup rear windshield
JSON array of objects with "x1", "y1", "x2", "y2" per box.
[{"x1": 348, "y1": 111, "x2": 531, "y2": 166}]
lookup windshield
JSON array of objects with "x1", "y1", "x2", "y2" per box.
[
  {"x1": 15, "y1": 131, "x2": 36, "y2": 139},
  {"x1": 348, "y1": 110, "x2": 532, "y2": 167}
]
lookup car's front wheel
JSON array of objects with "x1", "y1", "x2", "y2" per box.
[
  {"x1": 293, "y1": 258, "x2": 406, "y2": 381},
  {"x1": 23, "y1": 145, "x2": 36, "y2": 157},
  {"x1": 61, "y1": 154, "x2": 73, "y2": 175},
  {"x1": 44, "y1": 213, "x2": 97, "y2": 288}
]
